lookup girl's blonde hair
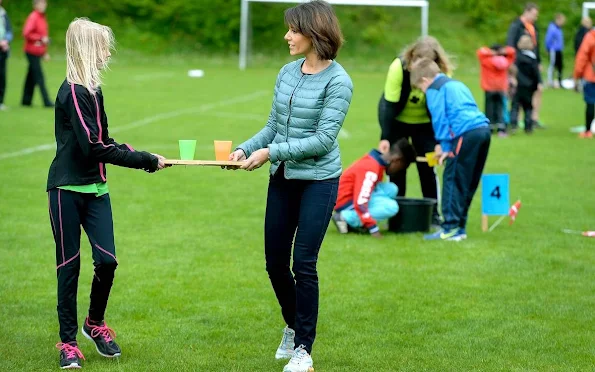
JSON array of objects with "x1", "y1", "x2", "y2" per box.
[
  {"x1": 402, "y1": 35, "x2": 454, "y2": 75},
  {"x1": 66, "y1": 18, "x2": 115, "y2": 94}
]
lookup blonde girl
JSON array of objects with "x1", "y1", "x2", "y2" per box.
[{"x1": 47, "y1": 18, "x2": 165, "y2": 369}]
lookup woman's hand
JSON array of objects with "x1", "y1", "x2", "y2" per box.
[
  {"x1": 230, "y1": 149, "x2": 247, "y2": 162},
  {"x1": 224, "y1": 149, "x2": 247, "y2": 170},
  {"x1": 241, "y1": 148, "x2": 270, "y2": 171},
  {"x1": 378, "y1": 140, "x2": 390, "y2": 154}
]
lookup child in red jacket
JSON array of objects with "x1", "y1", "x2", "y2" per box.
[
  {"x1": 22, "y1": 0, "x2": 52, "y2": 107},
  {"x1": 477, "y1": 44, "x2": 516, "y2": 136},
  {"x1": 332, "y1": 138, "x2": 416, "y2": 238}
]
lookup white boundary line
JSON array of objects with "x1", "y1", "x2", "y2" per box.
[
  {"x1": 132, "y1": 72, "x2": 176, "y2": 81},
  {"x1": 0, "y1": 91, "x2": 268, "y2": 161},
  {"x1": 110, "y1": 91, "x2": 269, "y2": 134},
  {"x1": 0, "y1": 144, "x2": 56, "y2": 159}
]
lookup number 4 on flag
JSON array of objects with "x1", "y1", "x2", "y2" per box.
[
  {"x1": 490, "y1": 186, "x2": 501, "y2": 199},
  {"x1": 481, "y1": 175, "x2": 511, "y2": 232}
]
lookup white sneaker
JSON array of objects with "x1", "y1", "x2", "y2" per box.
[
  {"x1": 0, "y1": 104, "x2": 8, "y2": 111},
  {"x1": 275, "y1": 326, "x2": 295, "y2": 360},
  {"x1": 283, "y1": 345, "x2": 314, "y2": 372}
]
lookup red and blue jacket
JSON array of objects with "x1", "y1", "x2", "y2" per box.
[{"x1": 334, "y1": 149, "x2": 387, "y2": 233}]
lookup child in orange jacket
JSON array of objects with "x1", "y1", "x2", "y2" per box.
[
  {"x1": 574, "y1": 29, "x2": 595, "y2": 138},
  {"x1": 477, "y1": 44, "x2": 516, "y2": 136}
]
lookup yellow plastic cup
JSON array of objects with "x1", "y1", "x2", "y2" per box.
[
  {"x1": 425, "y1": 151, "x2": 438, "y2": 167},
  {"x1": 214, "y1": 140, "x2": 233, "y2": 161},
  {"x1": 179, "y1": 140, "x2": 197, "y2": 160}
]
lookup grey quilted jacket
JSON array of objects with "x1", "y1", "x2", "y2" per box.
[{"x1": 236, "y1": 58, "x2": 353, "y2": 180}]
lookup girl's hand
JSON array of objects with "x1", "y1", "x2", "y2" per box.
[
  {"x1": 241, "y1": 148, "x2": 269, "y2": 171},
  {"x1": 225, "y1": 149, "x2": 246, "y2": 170},
  {"x1": 151, "y1": 153, "x2": 167, "y2": 170}
]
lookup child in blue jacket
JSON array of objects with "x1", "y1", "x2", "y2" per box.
[
  {"x1": 410, "y1": 58, "x2": 491, "y2": 241},
  {"x1": 545, "y1": 13, "x2": 566, "y2": 88}
]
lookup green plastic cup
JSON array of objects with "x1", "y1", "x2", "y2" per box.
[{"x1": 179, "y1": 140, "x2": 197, "y2": 160}]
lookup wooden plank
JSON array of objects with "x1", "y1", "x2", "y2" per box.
[{"x1": 163, "y1": 159, "x2": 247, "y2": 166}]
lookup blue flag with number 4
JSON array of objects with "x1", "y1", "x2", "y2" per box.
[{"x1": 481, "y1": 174, "x2": 510, "y2": 215}]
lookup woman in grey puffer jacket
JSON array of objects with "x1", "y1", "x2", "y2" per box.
[{"x1": 229, "y1": 1, "x2": 353, "y2": 371}]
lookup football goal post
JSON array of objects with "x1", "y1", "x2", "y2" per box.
[
  {"x1": 239, "y1": 0, "x2": 430, "y2": 70},
  {"x1": 583, "y1": 2, "x2": 595, "y2": 18}
]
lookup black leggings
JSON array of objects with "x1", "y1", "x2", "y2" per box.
[{"x1": 48, "y1": 189, "x2": 118, "y2": 343}]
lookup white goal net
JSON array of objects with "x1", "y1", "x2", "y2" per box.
[
  {"x1": 583, "y1": 2, "x2": 595, "y2": 18},
  {"x1": 239, "y1": 0, "x2": 430, "y2": 69}
]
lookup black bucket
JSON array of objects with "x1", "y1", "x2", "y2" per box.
[{"x1": 388, "y1": 197, "x2": 438, "y2": 233}]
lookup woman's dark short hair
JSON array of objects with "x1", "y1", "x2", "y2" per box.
[{"x1": 284, "y1": 0, "x2": 344, "y2": 60}]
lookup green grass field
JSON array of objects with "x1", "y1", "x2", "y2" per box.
[{"x1": 1, "y1": 50, "x2": 594, "y2": 371}]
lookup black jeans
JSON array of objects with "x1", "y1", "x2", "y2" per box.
[
  {"x1": 510, "y1": 87, "x2": 535, "y2": 132},
  {"x1": 48, "y1": 189, "x2": 118, "y2": 343},
  {"x1": 484, "y1": 91, "x2": 505, "y2": 132},
  {"x1": 264, "y1": 165, "x2": 338, "y2": 355},
  {"x1": 441, "y1": 127, "x2": 491, "y2": 231},
  {"x1": 22, "y1": 53, "x2": 52, "y2": 106},
  {"x1": 386, "y1": 121, "x2": 440, "y2": 221},
  {"x1": 0, "y1": 50, "x2": 7, "y2": 105}
]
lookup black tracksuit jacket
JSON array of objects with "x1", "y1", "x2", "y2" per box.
[{"x1": 46, "y1": 80, "x2": 158, "y2": 191}]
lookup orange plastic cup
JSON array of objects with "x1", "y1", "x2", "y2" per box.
[{"x1": 214, "y1": 140, "x2": 233, "y2": 161}]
